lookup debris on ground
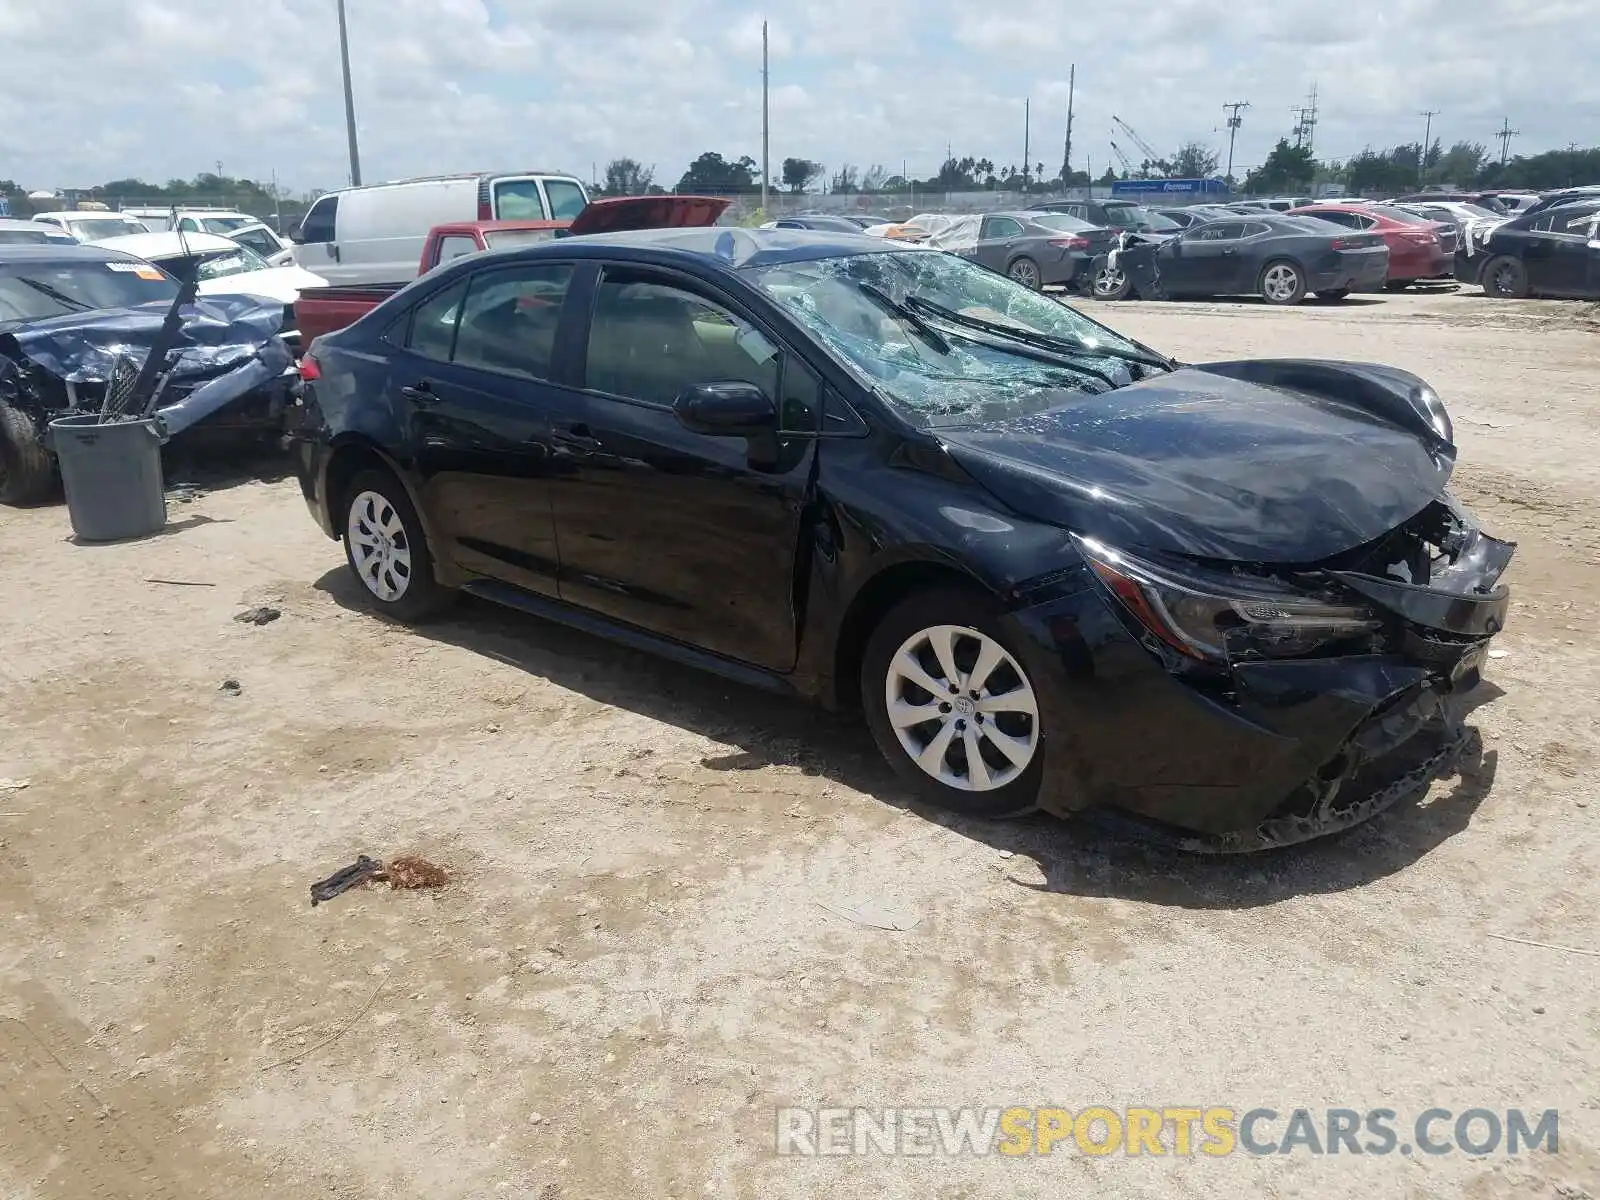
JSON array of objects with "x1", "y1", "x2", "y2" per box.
[
  {"x1": 234, "y1": 606, "x2": 281, "y2": 626},
  {"x1": 309, "y1": 855, "x2": 382, "y2": 906},
  {"x1": 147, "y1": 577, "x2": 216, "y2": 587},
  {"x1": 0, "y1": 778, "x2": 30, "y2": 793},
  {"x1": 377, "y1": 856, "x2": 452, "y2": 891},
  {"x1": 219, "y1": 679, "x2": 242, "y2": 696},
  {"x1": 309, "y1": 854, "x2": 452, "y2": 906},
  {"x1": 167, "y1": 484, "x2": 207, "y2": 504}
]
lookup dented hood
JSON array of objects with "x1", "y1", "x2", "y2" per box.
[
  {"x1": 566, "y1": 195, "x2": 731, "y2": 236},
  {"x1": 939, "y1": 359, "x2": 1457, "y2": 564}
]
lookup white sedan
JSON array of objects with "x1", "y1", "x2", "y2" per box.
[{"x1": 90, "y1": 231, "x2": 325, "y2": 304}]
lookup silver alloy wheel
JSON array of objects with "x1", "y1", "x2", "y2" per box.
[
  {"x1": 884, "y1": 624, "x2": 1040, "y2": 791},
  {"x1": 1262, "y1": 263, "x2": 1301, "y2": 302},
  {"x1": 1094, "y1": 264, "x2": 1126, "y2": 296},
  {"x1": 1009, "y1": 259, "x2": 1040, "y2": 289},
  {"x1": 347, "y1": 490, "x2": 413, "y2": 602}
]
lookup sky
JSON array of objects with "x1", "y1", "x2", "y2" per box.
[{"x1": 1, "y1": 0, "x2": 1597, "y2": 195}]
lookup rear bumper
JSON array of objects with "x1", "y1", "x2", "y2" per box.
[
  {"x1": 1389, "y1": 245, "x2": 1452, "y2": 281},
  {"x1": 1308, "y1": 252, "x2": 1389, "y2": 293}
]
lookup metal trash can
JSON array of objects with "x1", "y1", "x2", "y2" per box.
[{"x1": 47, "y1": 414, "x2": 167, "y2": 542}]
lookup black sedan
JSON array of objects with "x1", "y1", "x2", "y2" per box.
[
  {"x1": 1091, "y1": 214, "x2": 1390, "y2": 304},
  {"x1": 291, "y1": 228, "x2": 1511, "y2": 849},
  {"x1": 956, "y1": 211, "x2": 1117, "y2": 290},
  {"x1": 1453, "y1": 198, "x2": 1600, "y2": 299}
]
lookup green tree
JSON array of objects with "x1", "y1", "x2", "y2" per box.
[
  {"x1": 1169, "y1": 142, "x2": 1220, "y2": 178},
  {"x1": 601, "y1": 158, "x2": 654, "y2": 196},
  {"x1": 829, "y1": 163, "x2": 859, "y2": 194},
  {"x1": 781, "y1": 157, "x2": 823, "y2": 193},
  {"x1": 675, "y1": 152, "x2": 760, "y2": 194},
  {"x1": 1243, "y1": 138, "x2": 1318, "y2": 194},
  {"x1": 1428, "y1": 140, "x2": 1488, "y2": 187}
]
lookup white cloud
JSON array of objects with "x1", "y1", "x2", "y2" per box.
[{"x1": 0, "y1": 0, "x2": 1594, "y2": 193}]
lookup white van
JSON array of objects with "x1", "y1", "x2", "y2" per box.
[{"x1": 290, "y1": 171, "x2": 590, "y2": 285}]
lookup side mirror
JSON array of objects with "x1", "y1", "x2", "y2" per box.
[
  {"x1": 673, "y1": 381, "x2": 776, "y2": 437},
  {"x1": 288, "y1": 224, "x2": 305, "y2": 244}
]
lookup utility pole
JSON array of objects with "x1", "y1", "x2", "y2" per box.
[
  {"x1": 760, "y1": 20, "x2": 770, "y2": 213},
  {"x1": 1023, "y1": 98, "x2": 1031, "y2": 190},
  {"x1": 1495, "y1": 117, "x2": 1519, "y2": 165},
  {"x1": 1291, "y1": 83, "x2": 1319, "y2": 154},
  {"x1": 336, "y1": 0, "x2": 362, "y2": 186},
  {"x1": 1061, "y1": 63, "x2": 1075, "y2": 188},
  {"x1": 271, "y1": 167, "x2": 282, "y2": 231},
  {"x1": 1418, "y1": 110, "x2": 1439, "y2": 183},
  {"x1": 1222, "y1": 100, "x2": 1250, "y2": 184}
]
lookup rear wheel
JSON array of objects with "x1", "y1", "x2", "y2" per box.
[
  {"x1": 1258, "y1": 260, "x2": 1307, "y2": 305},
  {"x1": 1007, "y1": 257, "x2": 1041, "y2": 290},
  {"x1": 862, "y1": 588, "x2": 1044, "y2": 819},
  {"x1": 0, "y1": 400, "x2": 54, "y2": 505},
  {"x1": 341, "y1": 468, "x2": 455, "y2": 622},
  {"x1": 1483, "y1": 255, "x2": 1529, "y2": 299},
  {"x1": 1384, "y1": 279, "x2": 1413, "y2": 292}
]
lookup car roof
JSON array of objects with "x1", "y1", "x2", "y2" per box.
[
  {"x1": 0, "y1": 242, "x2": 143, "y2": 266},
  {"x1": 542, "y1": 226, "x2": 909, "y2": 270},
  {"x1": 93, "y1": 231, "x2": 241, "y2": 257},
  {"x1": 0, "y1": 217, "x2": 71, "y2": 233}
]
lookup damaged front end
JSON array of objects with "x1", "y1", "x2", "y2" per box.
[
  {"x1": 0, "y1": 295, "x2": 297, "y2": 446},
  {"x1": 1076, "y1": 496, "x2": 1512, "y2": 851}
]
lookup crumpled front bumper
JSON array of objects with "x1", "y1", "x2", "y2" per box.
[{"x1": 1002, "y1": 503, "x2": 1513, "y2": 850}]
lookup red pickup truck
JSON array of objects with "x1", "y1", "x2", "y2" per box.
[{"x1": 293, "y1": 195, "x2": 730, "y2": 347}]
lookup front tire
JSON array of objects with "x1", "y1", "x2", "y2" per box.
[
  {"x1": 861, "y1": 588, "x2": 1044, "y2": 819},
  {"x1": 1314, "y1": 288, "x2": 1350, "y2": 303},
  {"x1": 0, "y1": 400, "x2": 54, "y2": 505},
  {"x1": 341, "y1": 468, "x2": 454, "y2": 622},
  {"x1": 1258, "y1": 260, "x2": 1307, "y2": 305}
]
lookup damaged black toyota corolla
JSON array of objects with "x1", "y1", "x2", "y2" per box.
[{"x1": 291, "y1": 228, "x2": 1512, "y2": 850}]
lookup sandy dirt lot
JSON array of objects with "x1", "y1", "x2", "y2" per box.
[{"x1": 2, "y1": 288, "x2": 1597, "y2": 1200}]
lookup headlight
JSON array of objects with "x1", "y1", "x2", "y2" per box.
[{"x1": 1074, "y1": 536, "x2": 1380, "y2": 663}]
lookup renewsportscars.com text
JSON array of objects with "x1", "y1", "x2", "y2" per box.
[{"x1": 775, "y1": 1106, "x2": 1560, "y2": 1158}]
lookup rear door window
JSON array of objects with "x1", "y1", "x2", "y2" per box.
[
  {"x1": 493, "y1": 180, "x2": 547, "y2": 220},
  {"x1": 405, "y1": 279, "x2": 469, "y2": 362},
  {"x1": 452, "y1": 264, "x2": 575, "y2": 381},
  {"x1": 299, "y1": 195, "x2": 337, "y2": 243},
  {"x1": 982, "y1": 216, "x2": 1024, "y2": 240}
]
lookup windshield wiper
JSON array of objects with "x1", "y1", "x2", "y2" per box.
[
  {"x1": 854, "y1": 281, "x2": 950, "y2": 354},
  {"x1": 903, "y1": 295, "x2": 1174, "y2": 371},
  {"x1": 15, "y1": 277, "x2": 92, "y2": 314}
]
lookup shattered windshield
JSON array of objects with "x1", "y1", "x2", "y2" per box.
[
  {"x1": 748, "y1": 250, "x2": 1156, "y2": 427},
  {"x1": 160, "y1": 244, "x2": 272, "y2": 284},
  {"x1": 0, "y1": 263, "x2": 178, "y2": 325}
]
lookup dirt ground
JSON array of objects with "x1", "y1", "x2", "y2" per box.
[{"x1": 2, "y1": 288, "x2": 1597, "y2": 1200}]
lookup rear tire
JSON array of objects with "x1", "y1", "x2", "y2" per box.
[
  {"x1": 1314, "y1": 288, "x2": 1350, "y2": 302},
  {"x1": 861, "y1": 587, "x2": 1044, "y2": 820},
  {"x1": 1007, "y1": 257, "x2": 1042, "y2": 290},
  {"x1": 1384, "y1": 279, "x2": 1413, "y2": 292},
  {"x1": 340, "y1": 468, "x2": 455, "y2": 622},
  {"x1": 1258, "y1": 260, "x2": 1307, "y2": 305},
  {"x1": 1482, "y1": 255, "x2": 1529, "y2": 299},
  {"x1": 0, "y1": 400, "x2": 55, "y2": 506}
]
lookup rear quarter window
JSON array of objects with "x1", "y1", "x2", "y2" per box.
[{"x1": 493, "y1": 180, "x2": 547, "y2": 220}]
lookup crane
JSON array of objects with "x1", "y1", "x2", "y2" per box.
[
  {"x1": 1108, "y1": 141, "x2": 1135, "y2": 176},
  {"x1": 1111, "y1": 115, "x2": 1164, "y2": 172}
]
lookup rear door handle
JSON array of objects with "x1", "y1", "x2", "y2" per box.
[
  {"x1": 401, "y1": 383, "x2": 438, "y2": 406},
  {"x1": 552, "y1": 423, "x2": 603, "y2": 453}
]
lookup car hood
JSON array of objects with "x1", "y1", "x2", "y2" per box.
[
  {"x1": 196, "y1": 265, "x2": 327, "y2": 304},
  {"x1": 937, "y1": 359, "x2": 1456, "y2": 564},
  {"x1": 565, "y1": 195, "x2": 732, "y2": 236}
]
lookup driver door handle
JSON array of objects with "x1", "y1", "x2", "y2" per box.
[
  {"x1": 400, "y1": 382, "x2": 437, "y2": 406},
  {"x1": 552, "y1": 424, "x2": 603, "y2": 454}
]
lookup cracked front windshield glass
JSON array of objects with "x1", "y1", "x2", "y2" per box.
[{"x1": 748, "y1": 250, "x2": 1152, "y2": 427}]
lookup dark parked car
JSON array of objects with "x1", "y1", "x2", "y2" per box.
[
  {"x1": 1091, "y1": 215, "x2": 1390, "y2": 304},
  {"x1": 1453, "y1": 198, "x2": 1600, "y2": 299},
  {"x1": 291, "y1": 227, "x2": 1512, "y2": 850},
  {"x1": 1509, "y1": 185, "x2": 1600, "y2": 220},
  {"x1": 1030, "y1": 199, "x2": 1181, "y2": 237},
  {"x1": 955, "y1": 211, "x2": 1117, "y2": 290},
  {"x1": 1150, "y1": 207, "x2": 1221, "y2": 229},
  {"x1": 763, "y1": 215, "x2": 871, "y2": 234}
]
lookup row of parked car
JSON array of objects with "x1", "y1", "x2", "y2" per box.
[{"x1": 769, "y1": 183, "x2": 1598, "y2": 306}]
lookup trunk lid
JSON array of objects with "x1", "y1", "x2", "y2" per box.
[{"x1": 565, "y1": 195, "x2": 732, "y2": 237}]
